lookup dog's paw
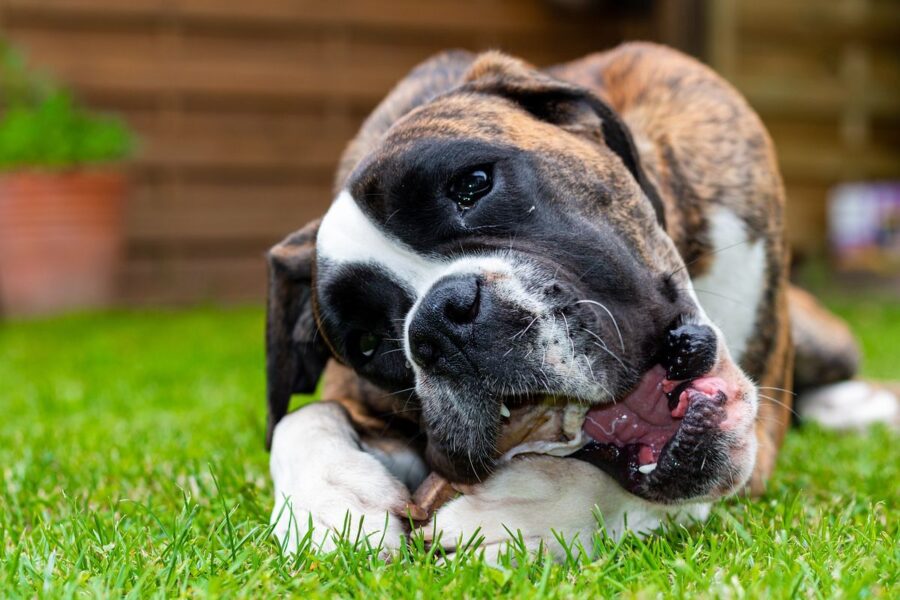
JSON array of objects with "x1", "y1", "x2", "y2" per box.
[
  {"x1": 422, "y1": 455, "x2": 711, "y2": 562},
  {"x1": 797, "y1": 381, "x2": 900, "y2": 431},
  {"x1": 422, "y1": 456, "x2": 604, "y2": 561},
  {"x1": 269, "y1": 403, "x2": 416, "y2": 554}
]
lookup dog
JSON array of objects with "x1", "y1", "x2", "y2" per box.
[{"x1": 264, "y1": 43, "x2": 899, "y2": 558}]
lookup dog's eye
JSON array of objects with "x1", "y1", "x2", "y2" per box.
[
  {"x1": 448, "y1": 167, "x2": 492, "y2": 209},
  {"x1": 358, "y1": 331, "x2": 381, "y2": 358}
]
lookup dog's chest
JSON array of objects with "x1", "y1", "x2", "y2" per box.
[{"x1": 690, "y1": 207, "x2": 766, "y2": 363}]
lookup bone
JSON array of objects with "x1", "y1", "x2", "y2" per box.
[
  {"x1": 411, "y1": 399, "x2": 588, "y2": 519},
  {"x1": 411, "y1": 472, "x2": 458, "y2": 520},
  {"x1": 498, "y1": 399, "x2": 588, "y2": 458}
]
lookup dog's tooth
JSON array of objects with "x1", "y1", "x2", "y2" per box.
[
  {"x1": 500, "y1": 403, "x2": 511, "y2": 418},
  {"x1": 638, "y1": 462, "x2": 657, "y2": 474}
]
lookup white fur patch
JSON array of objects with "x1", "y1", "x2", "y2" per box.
[
  {"x1": 797, "y1": 381, "x2": 899, "y2": 430},
  {"x1": 691, "y1": 208, "x2": 766, "y2": 362},
  {"x1": 427, "y1": 456, "x2": 710, "y2": 561},
  {"x1": 317, "y1": 190, "x2": 441, "y2": 294},
  {"x1": 269, "y1": 402, "x2": 413, "y2": 553}
]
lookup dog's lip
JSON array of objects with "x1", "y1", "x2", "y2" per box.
[
  {"x1": 581, "y1": 365, "x2": 680, "y2": 465},
  {"x1": 570, "y1": 363, "x2": 730, "y2": 495}
]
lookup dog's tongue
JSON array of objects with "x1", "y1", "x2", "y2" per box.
[{"x1": 583, "y1": 365, "x2": 678, "y2": 463}]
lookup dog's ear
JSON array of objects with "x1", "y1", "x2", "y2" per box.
[
  {"x1": 265, "y1": 218, "x2": 331, "y2": 449},
  {"x1": 463, "y1": 52, "x2": 666, "y2": 229}
]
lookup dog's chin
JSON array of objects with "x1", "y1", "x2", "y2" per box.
[{"x1": 569, "y1": 362, "x2": 758, "y2": 504}]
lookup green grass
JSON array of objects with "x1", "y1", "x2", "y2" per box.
[{"x1": 1, "y1": 301, "x2": 898, "y2": 598}]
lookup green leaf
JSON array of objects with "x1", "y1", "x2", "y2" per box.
[{"x1": 0, "y1": 41, "x2": 135, "y2": 168}]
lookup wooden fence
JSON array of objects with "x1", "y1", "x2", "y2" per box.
[
  {"x1": 5, "y1": 1, "x2": 893, "y2": 303},
  {"x1": 0, "y1": 0, "x2": 676, "y2": 304},
  {"x1": 709, "y1": 0, "x2": 900, "y2": 259}
]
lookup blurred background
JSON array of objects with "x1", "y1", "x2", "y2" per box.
[{"x1": 0, "y1": 0, "x2": 898, "y2": 316}]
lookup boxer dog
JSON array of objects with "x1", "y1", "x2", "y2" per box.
[{"x1": 264, "y1": 43, "x2": 898, "y2": 557}]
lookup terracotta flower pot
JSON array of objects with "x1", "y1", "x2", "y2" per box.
[{"x1": 0, "y1": 170, "x2": 126, "y2": 316}]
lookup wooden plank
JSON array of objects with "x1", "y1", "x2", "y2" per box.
[
  {"x1": 6, "y1": 23, "x2": 638, "y2": 114},
  {"x1": 707, "y1": 0, "x2": 737, "y2": 80},
  {"x1": 737, "y1": 38, "x2": 899, "y2": 96},
  {"x1": 126, "y1": 109, "x2": 355, "y2": 173},
  {"x1": 738, "y1": 74, "x2": 900, "y2": 119},
  {"x1": 119, "y1": 255, "x2": 266, "y2": 305},
  {"x1": 775, "y1": 140, "x2": 900, "y2": 183},
  {"x1": 738, "y1": 0, "x2": 900, "y2": 43},
  {"x1": 175, "y1": 0, "x2": 604, "y2": 35},
  {"x1": 1, "y1": 0, "x2": 626, "y2": 36},
  {"x1": 4, "y1": 28, "x2": 401, "y2": 104},
  {"x1": 655, "y1": 0, "x2": 706, "y2": 57},
  {"x1": 125, "y1": 179, "x2": 332, "y2": 243},
  {"x1": 764, "y1": 118, "x2": 843, "y2": 150},
  {"x1": 6, "y1": 27, "x2": 610, "y2": 107}
]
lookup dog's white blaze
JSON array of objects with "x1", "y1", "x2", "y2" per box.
[
  {"x1": 317, "y1": 190, "x2": 441, "y2": 293},
  {"x1": 691, "y1": 208, "x2": 766, "y2": 362}
]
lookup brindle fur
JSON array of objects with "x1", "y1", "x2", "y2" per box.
[{"x1": 267, "y1": 43, "x2": 860, "y2": 494}]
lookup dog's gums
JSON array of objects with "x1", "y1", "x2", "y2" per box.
[
  {"x1": 573, "y1": 365, "x2": 732, "y2": 493},
  {"x1": 583, "y1": 365, "x2": 679, "y2": 469}
]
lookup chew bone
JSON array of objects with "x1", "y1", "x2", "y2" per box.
[
  {"x1": 499, "y1": 400, "x2": 588, "y2": 458},
  {"x1": 411, "y1": 399, "x2": 589, "y2": 519},
  {"x1": 411, "y1": 472, "x2": 458, "y2": 520}
]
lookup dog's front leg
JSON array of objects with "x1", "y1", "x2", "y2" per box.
[
  {"x1": 269, "y1": 401, "x2": 422, "y2": 553},
  {"x1": 424, "y1": 456, "x2": 710, "y2": 562}
]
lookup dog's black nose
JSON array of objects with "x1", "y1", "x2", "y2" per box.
[
  {"x1": 409, "y1": 275, "x2": 481, "y2": 368},
  {"x1": 661, "y1": 323, "x2": 717, "y2": 380}
]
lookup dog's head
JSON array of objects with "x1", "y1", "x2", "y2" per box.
[{"x1": 266, "y1": 53, "x2": 758, "y2": 505}]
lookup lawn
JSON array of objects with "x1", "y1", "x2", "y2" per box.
[{"x1": 1, "y1": 299, "x2": 898, "y2": 598}]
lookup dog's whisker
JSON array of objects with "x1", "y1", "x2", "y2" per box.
[
  {"x1": 667, "y1": 239, "x2": 752, "y2": 279},
  {"x1": 376, "y1": 386, "x2": 417, "y2": 401},
  {"x1": 588, "y1": 341, "x2": 631, "y2": 375},
  {"x1": 575, "y1": 299, "x2": 625, "y2": 352},
  {"x1": 510, "y1": 314, "x2": 541, "y2": 340},
  {"x1": 384, "y1": 207, "x2": 402, "y2": 225},
  {"x1": 560, "y1": 311, "x2": 576, "y2": 360},
  {"x1": 466, "y1": 450, "x2": 482, "y2": 484},
  {"x1": 756, "y1": 393, "x2": 799, "y2": 417},
  {"x1": 682, "y1": 287, "x2": 746, "y2": 305},
  {"x1": 581, "y1": 353, "x2": 597, "y2": 384},
  {"x1": 580, "y1": 327, "x2": 631, "y2": 371},
  {"x1": 379, "y1": 347, "x2": 406, "y2": 357},
  {"x1": 757, "y1": 386, "x2": 797, "y2": 397}
]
